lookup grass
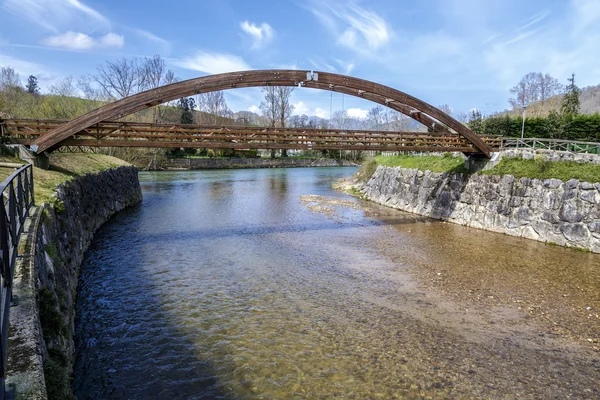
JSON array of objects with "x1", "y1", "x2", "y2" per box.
[
  {"x1": 482, "y1": 158, "x2": 600, "y2": 184},
  {"x1": 354, "y1": 158, "x2": 378, "y2": 183},
  {"x1": 0, "y1": 153, "x2": 130, "y2": 205},
  {"x1": 374, "y1": 154, "x2": 468, "y2": 173}
]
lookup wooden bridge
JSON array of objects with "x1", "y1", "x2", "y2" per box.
[
  {"x1": 1, "y1": 70, "x2": 499, "y2": 156},
  {"x1": 0, "y1": 119, "x2": 502, "y2": 154}
]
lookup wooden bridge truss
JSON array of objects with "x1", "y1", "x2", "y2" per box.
[
  {"x1": 1, "y1": 119, "x2": 502, "y2": 153},
  {"x1": 22, "y1": 70, "x2": 494, "y2": 156}
]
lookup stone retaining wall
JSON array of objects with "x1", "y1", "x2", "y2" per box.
[
  {"x1": 362, "y1": 166, "x2": 600, "y2": 253},
  {"x1": 7, "y1": 166, "x2": 142, "y2": 399}
]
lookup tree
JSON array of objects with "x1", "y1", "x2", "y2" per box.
[
  {"x1": 26, "y1": 75, "x2": 39, "y2": 94},
  {"x1": 276, "y1": 87, "x2": 295, "y2": 157},
  {"x1": 509, "y1": 72, "x2": 563, "y2": 115},
  {"x1": 172, "y1": 97, "x2": 196, "y2": 156},
  {"x1": 0, "y1": 66, "x2": 21, "y2": 91},
  {"x1": 467, "y1": 109, "x2": 484, "y2": 134},
  {"x1": 92, "y1": 58, "x2": 144, "y2": 100},
  {"x1": 139, "y1": 55, "x2": 178, "y2": 123},
  {"x1": 197, "y1": 91, "x2": 230, "y2": 124},
  {"x1": 561, "y1": 73, "x2": 580, "y2": 116},
  {"x1": 260, "y1": 86, "x2": 279, "y2": 158},
  {"x1": 330, "y1": 110, "x2": 349, "y2": 129},
  {"x1": 178, "y1": 97, "x2": 196, "y2": 124},
  {"x1": 539, "y1": 73, "x2": 562, "y2": 105},
  {"x1": 509, "y1": 72, "x2": 540, "y2": 110},
  {"x1": 366, "y1": 105, "x2": 385, "y2": 130}
]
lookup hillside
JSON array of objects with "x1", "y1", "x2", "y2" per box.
[{"x1": 497, "y1": 83, "x2": 600, "y2": 118}]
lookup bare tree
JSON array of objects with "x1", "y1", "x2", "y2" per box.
[
  {"x1": 0, "y1": 66, "x2": 21, "y2": 91},
  {"x1": 539, "y1": 73, "x2": 563, "y2": 105},
  {"x1": 367, "y1": 105, "x2": 385, "y2": 130},
  {"x1": 92, "y1": 58, "x2": 144, "y2": 100},
  {"x1": 260, "y1": 86, "x2": 278, "y2": 127},
  {"x1": 197, "y1": 91, "x2": 230, "y2": 124},
  {"x1": 330, "y1": 110, "x2": 349, "y2": 129},
  {"x1": 509, "y1": 72, "x2": 563, "y2": 114},
  {"x1": 386, "y1": 110, "x2": 412, "y2": 131}
]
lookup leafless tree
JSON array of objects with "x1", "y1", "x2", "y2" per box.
[
  {"x1": 0, "y1": 66, "x2": 21, "y2": 90},
  {"x1": 385, "y1": 110, "x2": 412, "y2": 131},
  {"x1": 509, "y1": 72, "x2": 563, "y2": 114},
  {"x1": 366, "y1": 105, "x2": 385, "y2": 130},
  {"x1": 197, "y1": 91, "x2": 230, "y2": 124},
  {"x1": 92, "y1": 58, "x2": 144, "y2": 100},
  {"x1": 330, "y1": 110, "x2": 349, "y2": 129},
  {"x1": 539, "y1": 73, "x2": 563, "y2": 105}
]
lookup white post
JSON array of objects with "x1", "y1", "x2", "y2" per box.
[{"x1": 520, "y1": 105, "x2": 527, "y2": 147}]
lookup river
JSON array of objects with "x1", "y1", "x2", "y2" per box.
[{"x1": 74, "y1": 167, "x2": 600, "y2": 399}]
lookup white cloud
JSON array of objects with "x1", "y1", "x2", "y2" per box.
[
  {"x1": 314, "y1": 107, "x2": 327, "y2": 119},
  {"x1": 42, "y1": 31, "x2": 124, "y2": 50},
  {"x1": 347, "y1": 108, "x2": 368, "y2": 119},
  {"x1": 2, "y1": 0, "x2": 109, "y2": 32},
  {"x1": 248, "y1": 105, "x2": 260, "y2": 113},
  {"x1": 174, "y1": 52, "x2": 251, "y2": 74},
  {"x1": 240, "y1": 21, "x2": 275, "y2": 50},
  {"x1": 308, "y1": 0, "x2": 391, "y2": 55},
  {"x1": 292, "y1": 101, "x2": 310, "y2": 115}
]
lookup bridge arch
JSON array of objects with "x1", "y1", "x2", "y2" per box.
[{"x1": 30, "y1": 70, "x2": 491, "y2": 156}]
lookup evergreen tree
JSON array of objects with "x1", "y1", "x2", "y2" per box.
[
  {"x1": 178, "y1": 97, "x2": 195, "y2": 124},
  {"x1": 467, "y1": 109, "x2": 484, "y2": 134},
  {"x1": 26, "y1": 75, "x2": 39, "y2": 94},
  {"x1": 561, "y1": 73, "x2": 580, "y2": 116},
  {"x1": 172, "y1": 97, "x2": 196, "y2": 156}
]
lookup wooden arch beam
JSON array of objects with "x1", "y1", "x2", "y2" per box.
[{"x1": 30, "y1": 70, "x2": 491, "y2": 156}]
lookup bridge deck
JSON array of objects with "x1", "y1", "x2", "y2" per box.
[{"x1": 1, "y1": 119, "x2": 502, "y2": 153}]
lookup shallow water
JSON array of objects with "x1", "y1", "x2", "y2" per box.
[{"x1": 74, "y1": 167, "x2": 600, "y2": 399}]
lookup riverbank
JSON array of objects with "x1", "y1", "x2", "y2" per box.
[
  {"x1": 6, "y1": 155, "x2": 142, "y2": 399},
  {"x1": 161, "y1": 157, "x2": 357, "y2": 170},
  {"x1": 338, "y1": 155, "x2": 600, "y2": 253}
]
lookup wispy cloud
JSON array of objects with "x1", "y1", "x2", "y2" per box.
[
  {"x1": 240, "y1": 21, "x2": 275, "y2": 50},
  {"x1": 42, "y1": 31, "x2": 123, "y2": 50},
  {"x1": 1, "y1": 0, "x2": 109, "y2": 32},
  {"x1": 307, "y1": 0, "x2": 391, "y2": 55},
  {"x1": 0, "y1": 53, "x2": 44, "y2": 76},
  {"x1": 335, "y1": 58, "x2": 355, "y2": 75},
  {"x1": 133, "y1": 29, "x2": 169, "y2": 46},
  {"x1": 571, "y1": 0, "x2": 600, "y2": 35},
  {"x1": 173, "y1": 51, "x2": 251, "y2": 74}
]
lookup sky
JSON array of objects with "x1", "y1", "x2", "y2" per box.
[{"x1": 1, "y1": 0, "x2": 599, "y2": 119}]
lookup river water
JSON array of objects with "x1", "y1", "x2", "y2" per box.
[{"x1": 74, "y1": 167, "x2": 600, "y2": 399}]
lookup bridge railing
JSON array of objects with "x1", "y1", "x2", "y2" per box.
[
  {"x1": 0, "y1": 164, "x2": 34, "y2": 400},
  {"x1": 501, "y1": 137, "x2": 600, "y2": 155}
]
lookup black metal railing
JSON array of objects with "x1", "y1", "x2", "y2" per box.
[{"x1": 0, "y1": 164, "x2": 34, "y2": 400}]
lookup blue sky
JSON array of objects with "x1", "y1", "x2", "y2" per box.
[{"x1": 1, "y1": 0, "x2": 599, "y2": 119}]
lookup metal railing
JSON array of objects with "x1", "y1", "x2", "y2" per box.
[
  {"x1": 502, "y1": 137, "x2": 600, "y2": 155},
  {"x1": 0, "y1": 164, "x2": 34, "y2": 400}
]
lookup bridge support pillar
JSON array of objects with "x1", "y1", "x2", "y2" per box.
[
  {"x1": 8, "y1": 145, "x2": 50, "y2": 169},
  {"x1": 464, "y1": 152, "x2": 500, "y2": 173}
]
